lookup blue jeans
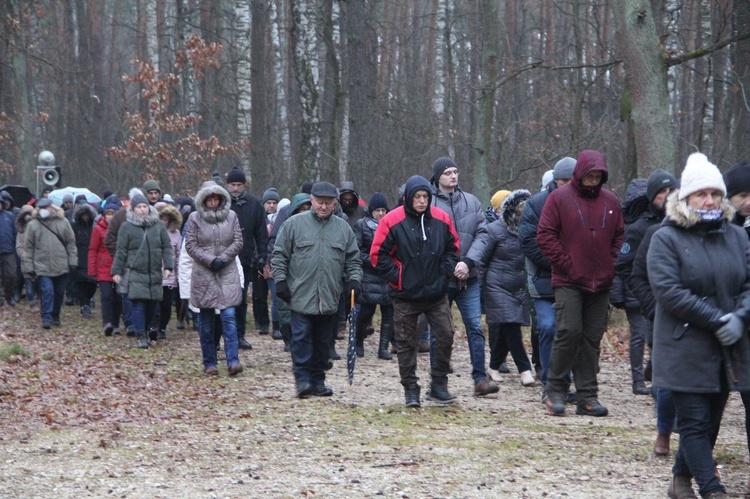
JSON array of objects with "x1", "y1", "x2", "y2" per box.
[
  {"x1": 657, "y1": 389, "x2": 676, "y2": 435},
  {"x1": 199, "y1": 308, "x2": 239, "y2": 369},
  {"x1": 290, "y1": 312, "x2": 337, "y2": 385},
  {"x1": 533, "y1": 298, "x2": 555, "y2": 386},
  {"x1": 672, "y1": 390, "x2": 729, "y2": 496},
  {"x1": 121, "y1": 295, "x2": 133, "y2": 329},
  {"x1": 130, "y1": 299, "x2": 156, "y2": 334},
  {"x1": 445, "y1": 279, "x2": 486, "y2": 382},
  {"x1": 38, "y1": 274, "x2": 67, "y2": 323}
]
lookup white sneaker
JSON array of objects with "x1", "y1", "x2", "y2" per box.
[
  {"x1": 520, "y1": 370, "x2": 535, "y2": 386},
  {"x1": 486, "y1": 368, "x2": 503, "y2": 382}
]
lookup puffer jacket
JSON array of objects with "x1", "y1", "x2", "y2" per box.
[
  {"x1": 185, "y1": 183, "x2": 243, "y2": 310},
  {"x1": 111, "y1": 204, "x2": 174, "y2": 301},
  {"x1": 537, "y1": 150, "x2": 624, "y2": 293},
  {"x1": 648, "y1": 191, "x2": 750, "y2": 393},
  {"x1": 431, "y1": 185, "x2": 487, "y2": 285},
  {"x1": 353, "y1": 215, "x2": 391, "y2": 305},
  {"x1": 518, "y1": 184, "x2": 556, "y2": 299},
  {"x1": 22, "y1": 203, "x2": 77, "y2": 277},
  {"x1": 15, "y1": 205, "x2": 34, "y2": 265},
  {"x1": 157, "y1": 203, "x2": 183, "y2": 288},
  {"x1": 88, "y1": 214, "x2": 115, "y2": 282},
  {"x1": 479, "y1": 190, "x2": 531, "y2": 325},
  {"x1": 229, "y1": 189, "x2": 268, "y2": 268},
  {"x1": 271, "y1": 203, "x2": 362, "y2": 316},
  {"x1": 371, "y1": 175, "x2": 460, "y2": 302},
  {"x1": 72, "y1": 203, "x2": 98, "y2": 281}
]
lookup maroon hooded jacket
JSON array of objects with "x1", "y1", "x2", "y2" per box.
[{"x1": 537, "y1": 150, "x2": 624, "y2": 293}]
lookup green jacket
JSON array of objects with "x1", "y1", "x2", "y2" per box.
[
  {"x1": 22, "y1": 204, "x2": 77, "y2": 277},
  {"x1": 271, "y1": 210, "x2": 362, "y2": 315},
  {"x1": 111, "y1": 205, "x2": 174, "y2": 301}
]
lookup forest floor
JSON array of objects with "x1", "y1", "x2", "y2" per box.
[{"x1": 1, "y1": 300, "x2": 749, "y2": 498}]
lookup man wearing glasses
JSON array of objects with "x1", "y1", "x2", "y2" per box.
[{"x1": 271, "y1": 182, "x2": 362, "y2": 399}]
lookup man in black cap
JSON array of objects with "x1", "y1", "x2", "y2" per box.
[
  {"x1": 271, "y1": 181, "x2": 362, "y2": 398},
  {"x1": 226, "y1": 166, "x2": 269, "y2": 348}
]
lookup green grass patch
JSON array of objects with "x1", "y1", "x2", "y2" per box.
[{"x1": 0, "y1": 342, "x2": 31, "y2": 361}]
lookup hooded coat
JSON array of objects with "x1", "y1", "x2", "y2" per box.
[
  {"x1": 22, "y1": 203, "x2": 77, "y2": 277},
  {"x1": 111, "y1": 203, "x2": 174, "y2": 301},
  {"x1": 0, "y1": 204, "x2": 16, "y2": 255},
  {"x1": 71, "y1": 203, "x2": 98, "y2": 281},
  {"x1": 157, "y1": 203, "x2": 183, "y2": 288},
  {"x1": 537, "y1": 150, "x2": 624, "y2": 293},
  {"x1": 339, "y1": 181, "x2": 365, "y2": 228},
  {"x1": 648, "y1": 191, "x2": 750, "y2": 392},
  {"x1": 88, "y1": 213, "x2": 115, "y2": 282},
  {"x1": 478, "y1": 190, "x2": 532, "y2": 325},
  {"x1": 185, "y1": 183, "x2": 244, "y2": 310},
  {"x1": 371, "y1": 175, "x2": 460, "y2": 302}
]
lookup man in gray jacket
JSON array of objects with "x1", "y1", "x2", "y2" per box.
[
  {"x1": 431, "y1": 157, "x2": 498, "y2": 396},
  {"x1": 271, "y1": 181, "x2": 362, "y2": 399}
]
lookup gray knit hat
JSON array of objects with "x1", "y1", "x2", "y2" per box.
[
  {"x1": 262, "y1": 188, "x2": 280, "y2": 204},
  {"x1": 553, "y1": 157, "x2": 576, "y2": 180}
]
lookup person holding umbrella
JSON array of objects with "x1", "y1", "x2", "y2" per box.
[{"x1": 271, "y1": 181, "x2": 362, "y2": 399}]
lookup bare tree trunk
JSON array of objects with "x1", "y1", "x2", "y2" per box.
[
  {"x1": 318, "y1": 0, "x2": 343, "y2": 183},
  {"x1": 473, "y1": 0, "x2": 499, "y2": 204},
  {"x1": 8, "y1": 0, "x2": 34, "y2": 190},
  {"x1": 235, "y1": 0, "x2": 252, "y2": 177},
  {"x1": 289, "y1": 0, "x2": 319, "y2": 182},
  {"x1": 614, "y1": 0, "x2": 674, "y2": 176}
]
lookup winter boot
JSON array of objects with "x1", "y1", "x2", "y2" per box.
[
  {"x1": 136, "y1": 331, "x2": 150, "y2": 349},
  {"x1": 404, "y1": 384, "x2": 421, "y2": 408},
  {"x1": 329, "y1": 333, "x2": 341, "y2": 361},
  {"x1": 157, "y1": 329, "x2": 166, "y2": 340},
  {"x1": 148, "y1": 327, "x2": 159, "y2": 341},
  {"x1": 355, "y1": 322, "x2": 366, "y2": 358},
  {"x1": 280, "y1": 324, "x2": 292, "y2": 353},
  {"x1": 378, "y1": 325, "x2": 393, "y2": 360},
  {"x1": 426, "y1": 378, "x2": 456, "y2": 404},
  {"x1": 80, "y1": 305, "x2": 92, "y2": 318}
]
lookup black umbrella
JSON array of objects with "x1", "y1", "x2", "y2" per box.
[
  {"x1": 0, "y1": 185, "x2": 34, "y2": 207},
  {"x1": 347, "y1": 290, "x2": 358, "y2": 386}
]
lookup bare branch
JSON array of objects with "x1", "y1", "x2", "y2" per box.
[{"x1": 667, "y1": 31, "x2": 750, "y2": 68}]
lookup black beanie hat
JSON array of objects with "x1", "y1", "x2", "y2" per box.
[
  {"x1": 300, "y1": 181, "x2": 314, "y2": 194},
  {"x1": 432, "y1": 157, "x2": 457, "y2": 182},
  {"x1": 226, "y1": 166, "x2": 247, "y2": 184},
  {"x1": 724, "y1": 160, "x2": 750, "y2": 199},
  {"x1": 646, "y1": 169, "x2": 677, "y2": 203},
  {"x1": 367, "y1": 192, "x2": 389, "y2": 214}
]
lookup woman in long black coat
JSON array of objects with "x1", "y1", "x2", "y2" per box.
[
  {"x1": 478, "y1": 189, "x2": 535, "y2": 386},
  {"x1": 648, "y1": 153, "x2": 750, "y2": 498}
]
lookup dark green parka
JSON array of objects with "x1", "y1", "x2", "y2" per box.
[{"x1": 111, "y1": 204, "x2": 174, "y2": 301}]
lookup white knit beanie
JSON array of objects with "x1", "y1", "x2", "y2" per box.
[{"x1": 678, "y1": 152, "x2": 726, "y2": 200}]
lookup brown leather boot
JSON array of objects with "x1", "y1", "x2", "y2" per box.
[
  {"x1": 667, "y1": 475, "x2": 697, "y2": 499},
  {"x1": 654, "y1": 432, "x2": 670, "y2": 456}
]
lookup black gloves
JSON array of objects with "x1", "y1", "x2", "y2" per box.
[
  {"x1": 276, "y1": 281, "x2": 291, "y2": 303},
  {"x1": 209, "y1": 258, "x2": 227, "y2": 272},
  {"x1": 348, "y1": 281, "x2": 361, "y2": 301}
]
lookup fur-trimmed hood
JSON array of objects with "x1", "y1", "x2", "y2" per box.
[
  {"x1": 126, "y1": 202, "x2": 160, "y2": 227},
  {"x1": 500, "y1": 189, "x2": 531, "y2": 235},
  {"x1": 156, "y1": 203, "x2": 183, "y2": 232},
  {"x1": 73, "y1": 202, "x2": 98, "y2": 224},
  {"x1": 195, "y1": 182, "x2": 232, "y2": 224},
  {"x1": 664, "y1": 190, "x2": 735, "y2": 229},
  {"x1": 15, "y1": 205, "x2": 34, "y2": 233},
  {"x1": 32, "y1": 202, "x2": 65, "y2": 221}
]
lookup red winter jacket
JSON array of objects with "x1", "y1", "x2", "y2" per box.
[
  {"x1": 537, "y1": 150, "x2": 624, "y2": 293},
  {"x1": 88, "y1": 216, "x2": 115, "y2": 282}
]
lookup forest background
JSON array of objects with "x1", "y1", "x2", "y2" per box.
[{"x1": 1, "y1": 0, "x2": 750, "y2": 203}]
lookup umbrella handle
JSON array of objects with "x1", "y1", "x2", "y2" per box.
[{"x1": 350, "y1": 289, "x2": 355, "y2": 309}]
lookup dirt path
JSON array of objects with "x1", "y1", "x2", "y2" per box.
[{"x1": 1, "y1": 303, "x2": 749, "y2": 498}]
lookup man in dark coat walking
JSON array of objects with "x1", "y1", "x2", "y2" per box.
[
  {"x1": 537, "y1": 150, "x2": 624, "y2": 417},
  {"x1": 226, "y1": 166, "x2": 269, "y2": 349}
]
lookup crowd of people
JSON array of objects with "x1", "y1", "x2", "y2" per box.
[{"x1": 3, "y1": 150, "x2": 750, "y2": 497}]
